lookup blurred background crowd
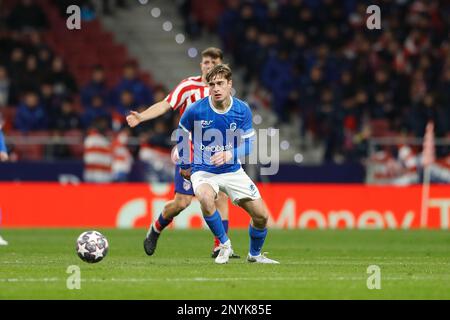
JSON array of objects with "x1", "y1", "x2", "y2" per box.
[{"x1": 0, "y1": 0, "x2": 448, "y2": 183}]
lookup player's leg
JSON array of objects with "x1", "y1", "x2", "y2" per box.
[
  {"x1": 238, "y1": 198, "x2": 279, "y2": 264},
  {"x1": 222, "y1": 168, "x2": 278, "y2": 264},
  {"x1": 144, "y1": 192, "x2": 193, "y2": 256},
  {"x1": 213, "y1": 191, "x2": 228, "y2": 251},
  {"x1": 143, "y1": 165, "x2": 194, "y2": 256},
  {"x1": 191, "y1": 172, "x2": 233, "y2": 264},
  {"x1": 211, "y1": 191, "x2": 240, "y2": 258}
]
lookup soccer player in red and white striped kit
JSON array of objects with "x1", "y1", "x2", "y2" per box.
[{"x1": 126, "y1": 47, "x2": 239, "y2": 259}]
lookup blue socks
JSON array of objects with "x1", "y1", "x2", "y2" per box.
[
  {"x1": 249, "y1": 224, "x2": 268, "y2": 256},
  {"x1": 204, "y1": 210, "x2": 229, "y2": 244},
  {"x1": 222, "y1": 219, "x2": 229, "y2": 234}
]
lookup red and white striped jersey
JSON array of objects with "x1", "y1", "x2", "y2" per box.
[
  {"x1": 111, "y1": 132, "x2": 133, "y2": 176},
  {"x1": 165, "y1": 75, "x2": 209, "y2": 115},
  {"x1": 83, "y1": 129, "x2": 112, "y2": 183}
]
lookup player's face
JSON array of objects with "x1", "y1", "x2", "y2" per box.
[
  {"x1": 208, "y1": 75, "x2": 232, "y2": 103},
  {"x1": 200, "y1": 56, "x2": 221, "y2": 77}
]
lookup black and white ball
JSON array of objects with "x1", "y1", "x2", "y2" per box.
[{"x1": 76, "y1": 231, "x2": 109, "y2": 263}]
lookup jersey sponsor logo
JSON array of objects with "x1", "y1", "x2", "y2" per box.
[
  {"x1": 200, "y1": 142, "x2": 233, "y2": 153},
  {"x1": 201, "y1": 120, "x2": 213, "y2": 128}
]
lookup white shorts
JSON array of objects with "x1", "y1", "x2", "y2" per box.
[{"x1": 191, "y1": 168, "x2": 261, "y2": 205}]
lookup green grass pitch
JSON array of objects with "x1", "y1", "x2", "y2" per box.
[{"x1": 1, "y1": 229, "x2": 450, "y2": 299}]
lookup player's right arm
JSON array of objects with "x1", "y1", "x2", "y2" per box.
[
  {"x1": 126, "y1": 77, "x2": 195, "y2": 128},
  {"x1": 126, "y1": 100, "x2": 171, "y2": 128}
]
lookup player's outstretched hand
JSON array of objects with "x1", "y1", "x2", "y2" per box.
[
  {"x1": 180, "y1": 168, "x2": 192, "y2": 180},
  {"x1": 0, "y1": 152, "x2": 8, "y2": 162},
  {"x1": 126, "y1": 111, "x2": 142, "y2": 127},
  {"x1": 210, "y1": 151, "x2": 232, "y2": 166}
]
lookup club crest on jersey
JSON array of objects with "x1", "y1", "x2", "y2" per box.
[
  {"x1": 183, "y1": 180, "x2": 192, "y2": 191},
  {"x1": 230, "y1": 123, "x2": 237, "y2": 131},
  {"x1": 201, "y1": 120, "x2": 213, "y2": 128}
]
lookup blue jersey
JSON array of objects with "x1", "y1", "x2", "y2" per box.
[
  {"x1": 178, "y1": 96, "x2": 255, "y2": 174},
  {"x1": 0, "y1": 130, "x2": 7, "y2": 154}
]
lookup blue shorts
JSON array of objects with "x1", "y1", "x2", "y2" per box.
[{"x1": 174, "y1": 165, "x2": 194, "y2": 195}]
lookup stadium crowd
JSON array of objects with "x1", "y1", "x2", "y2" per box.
[
  {"x1": 181, "y1": 0, "x2": 450, "y2": 161},
  {"x1": 0, "y1": 0, "x2": 449, "y2": 165},
  {"x1": 0, "y1": 0, "x2": 176, "y2": 163}
]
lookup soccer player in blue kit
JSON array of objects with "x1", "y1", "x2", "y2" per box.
[
  {"x1": 127, "y1": 48, "x2": 239, "y2": 259},
  {"x1": 177, "y1": 64, "x2": 279, "y2": 264}
]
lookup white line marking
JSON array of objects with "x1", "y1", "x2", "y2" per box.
[{"x1": 1, "y1": 276, "x2": 450, "y2": 283}]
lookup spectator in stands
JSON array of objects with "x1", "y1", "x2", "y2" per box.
[
  {"x1": 316, "y1": 87, "x2": 342, "y2": 162},
  {"x1": 111, "y1": 126, "x2": 133, "y2": 182},
  {"x1": 83, "y1": 117, "x2": 112, "y2": 183},
  {"x1": 37, "y1": 47, "x2": 52, "y2": 72},
  {"x1": 147, "y1": 120, "x2": 172, "y2": 150},
  {"x1": 40, "y1": 79, "x2": 62, "y2": 124},
  {"x1": 112, "y1": 62, "x2": 153, "y2": 108},
  {"x1": 261, "y1": 50, "x2": 294, "y2": 120},
  {"x1": 14, "y1": 91, "x2": 48, "y2": 132},
  {"x1": 81, "y1": 65, "x2": 109, "y2": 109},
  {"x1": 46, "y1": 57, "x2": 78, "y2": 96},
  {"x1": 7, "y1": 0, "x2": 48, "y2": 31},
  {"x1": 51, "y1": 98, "x2": 82, "y2": 131},
  {"x1": 82, "y1": 95, "x2": 111, "y2": 129},
  {"x1": 115, "y1": 90, "x2": 135, "y2": 117},
  {"x1": 9, "y1": 47, "x2": 26, "y2": 87},
  {"x1": 217, "y1": 0, "x2": 241, "y2": 52},
  {"x1": 44, "y1": 129, "x2": 72, "y2": 160},
  {"x1": 0, "y1": 65, "x2": 17, "y2": 107},
  {"x1": 17, "y1": 55, "x2": 43, "y2": 92}
]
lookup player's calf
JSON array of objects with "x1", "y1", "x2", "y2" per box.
[
  {"x1": 143, "y1": 193, "x2": 192, "y2": 256},
  {"x1": 238, "y1": 199, "x2": 279, "y2": 264}
]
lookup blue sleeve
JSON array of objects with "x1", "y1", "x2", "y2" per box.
[
  {"x1": 241, "y1": 104, "x2": 254, "y2": 134},
  {"x1": 233, "y1": 135, "x2": 254, "y2": 159},
  {"x1": 0, "y1": 130, "x2": 7, "y2": 153},
  {"x1": 233, "y1": 104, "x2": 255, "y2": 159},
  {"x1": 177, "y1": 105, "x2": 195, "y2": 170}
]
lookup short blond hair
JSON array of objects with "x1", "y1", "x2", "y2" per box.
[{"x1": 206, "y1": 64, "x2": 232, "y2": 83}]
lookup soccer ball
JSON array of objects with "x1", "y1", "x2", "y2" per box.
[{"x1": 76, "y1": 231, "x2": 109, "y2": 263}]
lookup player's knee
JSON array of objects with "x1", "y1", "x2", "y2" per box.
[
  {"x1": 253, "y1": 215, "x2": 268, "y2": 228},
  {"x1": 174, "y1": 194, "x2": 192, "y2": 211},
  {"x1": 196, "y1": 191, "x2": 216, "y2": 215},
  {"x1": 252, "y1": 208, "x2": 268, "y2": 228},
  {"x1": 198, "y1": 195, "x2": 215, "y2": 213}
]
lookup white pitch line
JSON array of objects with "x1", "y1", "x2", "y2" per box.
[{"x1": 1, "y1": 276, "x2": 450, "y2": 283}]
